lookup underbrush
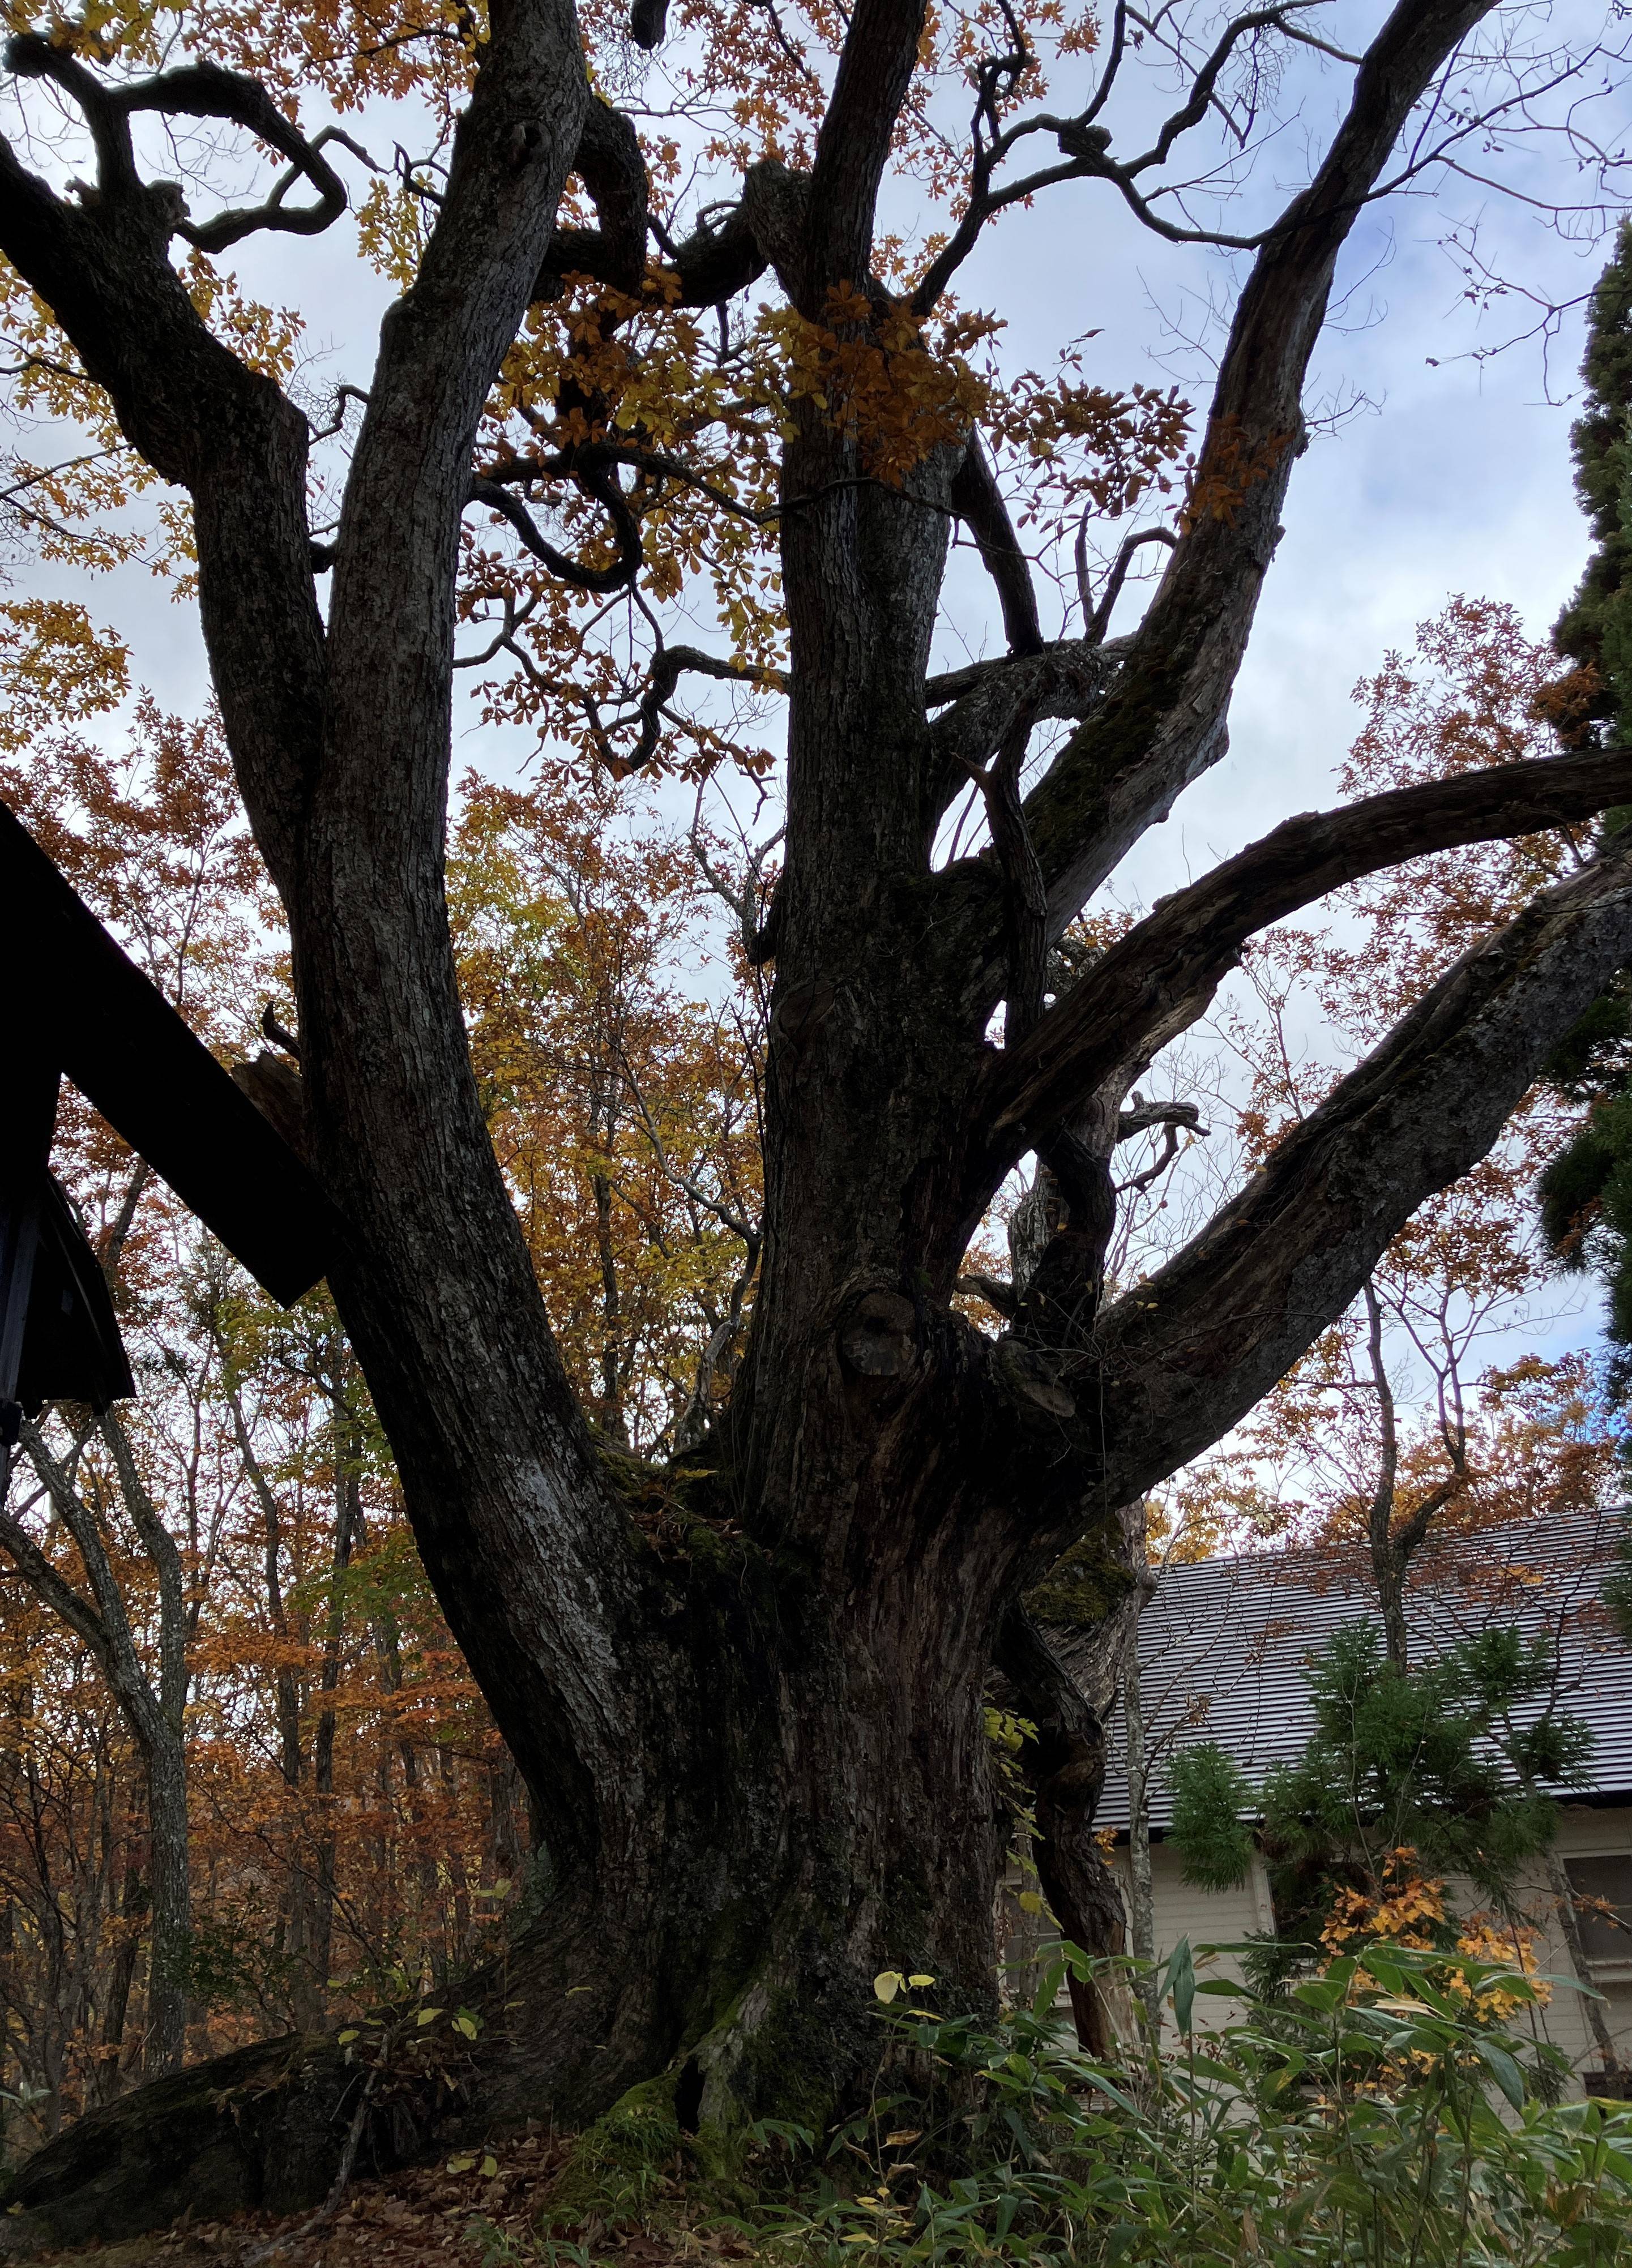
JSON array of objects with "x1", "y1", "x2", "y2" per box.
[{"x1": 507, "y1": 1941, "x2": 1632, "y2": 2268}]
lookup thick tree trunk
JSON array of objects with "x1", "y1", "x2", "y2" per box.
[
  {"x1": 0, "y1": 1683, "x2": 998, "y2": 2254},
  {"x1": 0, "y1": 1455, "x2": 1135, "y2": 2252}
]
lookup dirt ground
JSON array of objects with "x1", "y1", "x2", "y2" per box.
[{"x1": 20, "y1": 2128, "x2": 761, "y2": 2268}]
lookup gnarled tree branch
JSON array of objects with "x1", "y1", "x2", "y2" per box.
[
  {"x1": 943, "y1": 0, "x2": 1499, "y2": 959},
  {"x1": 925, "y1": 746, "x2": 1632, "y2": 1295},
  {"x1": 469, "y1": 468, "x2": 642, "y2": 594},
  {"x1": 1087, "y1": 836, "x2": 1632, "y2": 1512},
  {"x1": 6, "y1": 40, "x2": 352, "y2": 251}
]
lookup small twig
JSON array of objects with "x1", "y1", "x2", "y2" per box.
[
  {"x1": 689, "y1": 782, "x2": 784, "y2": 957},
  {"x1": 307, "y1": 383, "x2": 373, "y2": 444}
]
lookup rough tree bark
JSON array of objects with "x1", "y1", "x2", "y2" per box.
[{"x1": 3, "y1": 0, "x2": 1632, "y2": 2249}]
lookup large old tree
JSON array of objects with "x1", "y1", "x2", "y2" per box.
[{"x1": 5, "y1": 0, "x2": 1632, "y2": 2241}]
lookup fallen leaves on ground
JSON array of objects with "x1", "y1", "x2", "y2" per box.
[{"x1": 27, "y1": 2124, "x2": 758, "y2": 2268}]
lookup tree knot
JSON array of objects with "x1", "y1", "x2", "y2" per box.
[
  {"x1": 994, "y1": 1338, "x2": 1076, "y2": 1422},
  {"x1": 838, "y1": 1290, "x2": 918, "y2": 1379}
]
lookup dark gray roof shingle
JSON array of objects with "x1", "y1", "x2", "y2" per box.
[{"x1": 1093, "y1": 1508, "x2": 1632, "y2": 1834}]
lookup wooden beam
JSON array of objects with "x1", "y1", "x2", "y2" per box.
[{"x1": 0, "y1": 801, "x2": 341, "y2": 1306}]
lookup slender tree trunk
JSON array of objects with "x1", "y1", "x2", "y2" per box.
[
  {"x1": 1362, "y1": 1280, "x2": 1412, "y2": 1674},
  {"x1": 368, "y1": 1599, "x2": 443, "y2": 1979},
  {"x1": 1, "y1": 1420, "x2": 194, "y2": 2075},
  {"x1": 104, "y1": 1422, "x2": 193, "y2": 2079},
  {"x1": 591, "y1": 1162, "x2": 627, "y2": 1447},
  {"x1": 1546, "y1": 1849, "x2": 1625, "y2": 2075},
  {"x1": 488, "y1": 1756, "x2": 524, "y2": 1889},
  {"x1": 307, "y1": 1418, "x2": 361, "y2": 2022},
  {"x1": 142, "y1": 1735, "x2": 189, "y2": 2076},
  {"x1": 225, "y1": 1383, "x2": 314, "y2": 2011},
  {"x1": 1122, "y1": 1645, "x2": 1158, "y2": 2028},
  {"x1": 92, "y1": 1864, "x2": 147, "y2": 2107},
  {"x1": 1362, "y1": 1279, "x2": 1464, "y2": 1674}
]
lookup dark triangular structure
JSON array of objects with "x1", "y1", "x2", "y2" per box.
[{"x1": 1, "y1": 800, "x2": 343, "y2": 1437}]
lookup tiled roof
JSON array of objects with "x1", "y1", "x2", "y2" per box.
[{"x1": 1092, "y1": 1508, "x2": 1632, "y2": 1835}]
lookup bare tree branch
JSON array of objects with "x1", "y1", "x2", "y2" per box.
[
  {"x1": 1088, "y1": 837, "x2": 1632, "y2": 1511},
  {"x1": 1082, "y1": 526, "x2": 1178, "y2": 644},
  {"x1": 967, "y1": 746, "x2": 1632, "y2": 1224},
  {"x1": 469, "y1": 470, "x2": 642, "y2": 595},
  {"x1": 5, "y1": 40, "x2": 352, "y2": 252},
  {"x1": 985, "y1": 0, "x2": 1498, "y2": 944},
  {"x1": 951, "y1": 436, "x2": 1043, "y2": 659}
]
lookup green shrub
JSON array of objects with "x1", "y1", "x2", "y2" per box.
[{"x1": 732, "y1": 1941, "x2": 1632, "y2": 2267}]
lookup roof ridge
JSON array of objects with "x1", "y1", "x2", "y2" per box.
[{"x1": 1147, "y1": 1504, "x2": 1629, "y2": 1590}]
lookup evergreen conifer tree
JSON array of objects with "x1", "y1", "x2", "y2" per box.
[
  {"x1": 1553, "y1": 219, "x2": 1632, "y2": 729},
  {"x1": 1167, "y1": 1624, "x2": 1591, "y2": 1987},
  {"x1": 1538, "y1": 225, "x2": 1632, "y2": 1358}
]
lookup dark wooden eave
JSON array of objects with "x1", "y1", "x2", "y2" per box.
[{"x1": 0, "y1": 800, "x2": 341, "y2": 1307}]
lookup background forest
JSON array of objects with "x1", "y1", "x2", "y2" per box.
[{"x1": 0, "y1": 709, "x2": 770, "y2": 2127}]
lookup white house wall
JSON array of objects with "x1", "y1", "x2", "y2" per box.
[
  {"x1": 1110, "y1": 1842, "x2": 1276, "y2": 2040},
  {"x1": 1122, "y1": 1804, "x2": 1632, "y2": 2090},
  {"x1": 1507, "y1": 1806, "x2": 1632, "y2": 2085}
]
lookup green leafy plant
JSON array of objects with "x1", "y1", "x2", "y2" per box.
[{"x1": 723, "y1": 1943, "x2": 1632, "y2": 2267}]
